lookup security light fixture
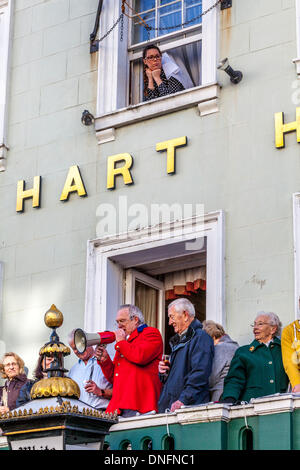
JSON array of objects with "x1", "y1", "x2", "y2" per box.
[
  {"x1": 217, "y1": 58, "x2": 243, "y2": 84},
  {"x1": 81, "y1": 109, "x2": 95, "y2": 126},
  {"x1": 221, "y1": 0, "x2": 232, "y2": 9}
]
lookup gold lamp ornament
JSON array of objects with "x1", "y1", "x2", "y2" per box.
[{"x1": 30, "y1": 305, "x2": 80, "y2": 400}]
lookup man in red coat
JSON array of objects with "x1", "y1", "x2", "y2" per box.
[{"x1": 95, "y1": 304, "x2": 163, "y2": 417}]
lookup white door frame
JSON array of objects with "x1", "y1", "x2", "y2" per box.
[{"x1": 84, "y1": 210, "x2": 225, "y2": 334}]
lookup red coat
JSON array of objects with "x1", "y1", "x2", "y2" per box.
[{"x1": 99, "y1": 325, "x2": 163, "y2": 414}]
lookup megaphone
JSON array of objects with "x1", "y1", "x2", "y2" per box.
[{"x1": 72, "y1": 329, "x2": 116, "y2": 354}]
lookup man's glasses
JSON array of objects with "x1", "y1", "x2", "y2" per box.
[{"x1": 145, "y1": 55, "x2": 161, "y2": 61}]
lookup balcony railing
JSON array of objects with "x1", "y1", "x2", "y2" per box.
[{"x1": 1, "y1": 393, "x2": 300, "y2": 450}]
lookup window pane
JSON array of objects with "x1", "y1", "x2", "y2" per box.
[
  {"x1": 130, "y1": 57, "x2": 143, "y2": 105},
  {"x1": 159, "y1": 2, "x2": 182, "y2": 34},
  {"x1": 185, "y1": 0, "x2": 202, "y2": 5},
  {"x1": 132, "y1": 12, "x2": 156, "y2": 43},
  {"x1": 185, "y1": 4, "x2": 202, "y2": 26},
  {"x1": 134, "y1": 0, "x2": 155, "y2": 12},
  {"x1": 135, "y1": 280, "x2": 158, "y2": 328},
  {"x1": 160, "y1": 0, "x2": 180, "y2": 5}
]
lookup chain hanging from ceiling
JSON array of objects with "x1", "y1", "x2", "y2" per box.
[{"x1": 94, "y1": 0, "x2": 224, "y2": 46}]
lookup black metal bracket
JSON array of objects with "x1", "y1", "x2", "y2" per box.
[
  {"x1": 90, "y1": 0, "x2": 103, "y2": 53},
  {"x1": 221, "y1": 0, "x2": 232, "y2": 9}
]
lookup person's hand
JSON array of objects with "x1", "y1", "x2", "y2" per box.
[
  {"x1": 84, "y1": 380, "x2": 103, "y2": 396},
  {"x1": 292, "y1": 384, "x2": 300, "y2": 393},
  {"x1": 0, "y1": 406, "x2": 9, "y2": 415},
  {"x1": 115, "y1": 328, "x2": 126, "y2": 343},
  {"x1": 170, "y1": 400, "x2": 184, "y2": 412},
  {"x1": 95, "y1": 345, "x2": 108, "y2": 363},
  {"x1": 152, "y1": 68, "x2": 162, "y2": 86},
  {"x1": 145, "y1": 67, "x2": 154, "y2": 90},
  {"x1": 145, "y1": 67, "x2": 153, "y2": 80},
  {"x1": 158, "y1": 360, "x2": 170, "y2": 375}
]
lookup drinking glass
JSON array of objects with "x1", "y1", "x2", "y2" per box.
[{"x1": 162, "y1": 354, "x2": 171, "y2": 374}]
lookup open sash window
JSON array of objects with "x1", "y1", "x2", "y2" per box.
[
  {"x1": 129, "y1": 0, "x2": 203, "y2": 104},
  {"x1": 95, "y1": 0, "x2": 219, "y2": 142}
]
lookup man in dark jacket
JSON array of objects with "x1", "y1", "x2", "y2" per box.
[{"x1": 158, "y1": 298, "x2": 214, "y2": 413}]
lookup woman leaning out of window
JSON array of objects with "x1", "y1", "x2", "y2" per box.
[{"x1": 143, "y1": 45, "x2": 185, "y2": 101}]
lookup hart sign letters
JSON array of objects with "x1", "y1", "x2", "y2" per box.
[{"x1": 16, "y1": 137, "x2": 187, "y2": 212}]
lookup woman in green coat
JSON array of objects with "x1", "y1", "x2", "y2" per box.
[{"x1": 221, "y1": 311, "x2": 289, "y2": 403}]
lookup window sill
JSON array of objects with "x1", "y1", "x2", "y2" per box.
[{"x1": 94, "y1": 83, "x2": 220, "y2": 144}]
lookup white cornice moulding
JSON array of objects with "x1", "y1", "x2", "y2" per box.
[{"x1": 95, "y1": 83, "x2": 220, "y2": 144}]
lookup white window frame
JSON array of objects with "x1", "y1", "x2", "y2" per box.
[
  {"x1": 293, "y1": 0, "x2": 300, "y2": 74},
  {"x1": 293, "y1": 193, "x2": 300, "y2": 318},
  {"x1": 84, "y1": 210, "x2": 225, "y2": 339},
  {"x1": 95, "y1": 0, "x2": 220, "y2": 144},
  {"x1": 0, "y1": 0, "x2": 13, "y2": 171}
]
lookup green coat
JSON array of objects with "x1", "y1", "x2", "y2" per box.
[{"x1": 222, "y1": 337, "x2": 289, "y2": 403}]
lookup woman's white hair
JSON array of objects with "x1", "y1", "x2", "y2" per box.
[
  {"x1": 120, "y1": 304, "x2": 145, "y2": 325},
  {"x1": 255, "y1": 311, "x2": 282, "y2": 337},
  {"x1": 168, "y1": 298, "x2": 195, "y2": 318}
]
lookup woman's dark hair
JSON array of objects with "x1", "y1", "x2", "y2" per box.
[
  {"x1": 33, "y1": 355, "x2": 45, "y2": 380},
  {"x1": 143, "y1": 45, "x2": 162, "y2": 97},
  {"x1": 142, "y1": 44, "x2": 162, "y2": 60},
  {"x1": 33, "y1": 354, "x2": 60, "y2": 380}
]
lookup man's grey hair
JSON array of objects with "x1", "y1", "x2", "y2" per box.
[
  {"x1": 119, "y1": 304, "x2": 145, "y2": 325},
  {"x1": 255, "y1": 311, "x2": 282, "y2": 337},
  {"x1": 168, "y1": 298, "x2": 195, "y2": 318}
]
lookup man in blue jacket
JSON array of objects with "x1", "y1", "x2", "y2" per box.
[{"x1": 158, "y1": 298, "x2": 214, "y2": 413}]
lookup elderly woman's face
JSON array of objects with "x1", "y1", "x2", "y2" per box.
[
  {"x1": 144, "y1": 48, "x2": 162, "y2": 71},
  {"x1": 252, "y1": 315, "x2": 277, "y2": 343},
  {"x1": 3, "y1": 355, "x2": 20, "y2": 380}
]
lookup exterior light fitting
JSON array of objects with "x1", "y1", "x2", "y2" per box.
[
  {"x1": 221, "y1": 0, "x2": 232, "y2": 9},
  {"x1": 81, "y1": 109, "x2": 95, "y2": 126},
  {"x1": 217, "y1": 58, "x2": 243, "y2": 84}
]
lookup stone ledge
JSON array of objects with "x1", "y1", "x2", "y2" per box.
[
  {"x1": 94, "y1": 83, "x2": 220, "y2": 145},
  {"x1": 109, "y1": 394, "x2": 300, "y2": 432}
]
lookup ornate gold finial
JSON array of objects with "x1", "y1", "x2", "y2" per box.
[
  {"x1": 31, "y1": 377, "x2": 80, "y2": 400},
  {"x1": 30, "y1": 305, "x2": 80, "y2": 401},
  {"x1": 44, "y1": 304, "x2": 63, "y2": 329}
]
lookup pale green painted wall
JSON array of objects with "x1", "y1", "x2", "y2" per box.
[{"x1": 0, "y1": 0, "x2": 298, "y2": 377}]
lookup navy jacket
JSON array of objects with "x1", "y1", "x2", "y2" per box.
[
  {"x1": 15, "y1": 380, "x2": 35, "y2": 408},
  {"x1": 158, "y1": 318, "x2": 214, "y2": 413}
]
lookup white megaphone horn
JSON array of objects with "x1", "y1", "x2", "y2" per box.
[{"x1": 70, "y1": 329, "x2": 116, "y2": 354}]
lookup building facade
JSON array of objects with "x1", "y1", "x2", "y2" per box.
[{"x1": 0, "y1": 0, "x2": 300, "y2": 450}]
